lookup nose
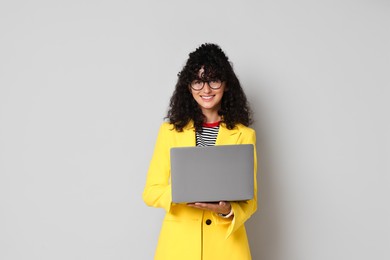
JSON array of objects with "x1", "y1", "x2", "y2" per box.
[{"x1": 202, "y1": 82, "x2": 212, "y2": 93}]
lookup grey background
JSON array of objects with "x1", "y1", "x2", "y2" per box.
[{"x1": 0, "y1": 0, "x2": 389, "y2": 259}]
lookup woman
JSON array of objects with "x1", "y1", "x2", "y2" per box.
[{"x1": 143, "y1": 43, "x2": 258, "y2": 259}]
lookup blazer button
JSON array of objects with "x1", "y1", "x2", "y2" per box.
[{"x1": 205, "y1": 219, "x2": 212, "y2": 225}]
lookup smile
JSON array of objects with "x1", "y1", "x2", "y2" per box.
[{"x1": 201, "y1": 95, "x2": 215, "y2": 101}]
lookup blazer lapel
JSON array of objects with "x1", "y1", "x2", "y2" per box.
[
  {"x1": 215, "y1": 124, "x2": 241, "y2": 145},
  {"x1": 177, "y1": 121, "x2": 196, "y2": 147},
  {"x1": 176, "y1": 122, "x2": 242, "y2": 146}
]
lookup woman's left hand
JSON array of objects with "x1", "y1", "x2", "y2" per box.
[{"x1": 187, "y1": 201, "x2": 231, "y2": 215}]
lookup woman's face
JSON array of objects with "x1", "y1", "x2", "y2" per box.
[{"x1": 189, "y1": 68, "x2": 226, "y2": 114}]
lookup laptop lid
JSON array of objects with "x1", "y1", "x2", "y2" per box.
[{"x1": 170, "y1": 144, "x2": 254, "y2": 203}]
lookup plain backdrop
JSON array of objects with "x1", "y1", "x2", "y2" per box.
[{"x1": 0, "y1": 0, "x2": 389, "y2": 259}]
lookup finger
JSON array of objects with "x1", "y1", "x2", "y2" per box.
[
  {"x1": 190, "y1": 203, "x2": 215, "y2": 211},
  {"x1": 191, "y1": 202, "x2": 210, "y2": 208},
  {"x1": 187, "y1": 203, "x2": 208, "y2": 209}
]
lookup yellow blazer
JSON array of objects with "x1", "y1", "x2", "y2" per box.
[{"x1": 143, "y1": 121, "x2": 258, "y2": 260}]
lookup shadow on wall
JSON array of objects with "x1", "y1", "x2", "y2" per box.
[
  {"x1": 246, "y1": 145, "x2": 283, "y2": 260},
  {"x1": 246, "y1": 89, "x2": 283, "y2": 260}
]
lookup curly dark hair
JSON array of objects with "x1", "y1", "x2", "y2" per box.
[{"x1": 166, "y1": 43, "x2": 252, "y2": 132}]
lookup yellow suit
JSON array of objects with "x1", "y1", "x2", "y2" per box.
[{"x1": 143, "y1": 121, "x2": 258, "y2": 260}]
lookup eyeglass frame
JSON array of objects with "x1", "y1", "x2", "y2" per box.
[{"x1": 189, "y1": 79, "x2": 224, "y2": 91}]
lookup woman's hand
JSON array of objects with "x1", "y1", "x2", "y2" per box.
[{"x1": 187, "y1": 201, "x2": 231, "y2": 215}]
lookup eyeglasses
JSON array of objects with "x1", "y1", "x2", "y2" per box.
[{"x1": 190, "y1": 79, "x2": 223, "y2": 91}]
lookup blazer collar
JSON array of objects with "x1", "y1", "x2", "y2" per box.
[
  {"x1": 181, "y1": 121, "x2": 242, "y2": 146},
  {"x1": 215, "y1": 123, "x2": 241, "y2": 145},
  {"x1": 179, "y1": 121, "x2": 196, "y2": 147}
]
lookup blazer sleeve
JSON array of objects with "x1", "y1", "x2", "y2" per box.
[
  {"x1": 226, "y1": 128, "x2": 258, "y2": 238},
  {"x1": 142, "y1": 123, "x2": 172, "y2": 212}
]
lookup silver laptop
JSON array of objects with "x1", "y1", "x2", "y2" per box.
[{"x1": 170, "y1": 144, "x2": 254, "y2": 203}]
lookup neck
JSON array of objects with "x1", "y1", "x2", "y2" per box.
[{"x1": 202, "y1": 110, "x2": 221, "y2": 123}]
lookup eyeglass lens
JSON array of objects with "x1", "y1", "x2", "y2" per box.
[{"x1": 191, "y1": 80, "x2": 222, "y2": 90}]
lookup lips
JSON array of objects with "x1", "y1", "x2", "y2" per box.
[{"x1": 201, "y1": 95, "x2": 215, "y2": 101}]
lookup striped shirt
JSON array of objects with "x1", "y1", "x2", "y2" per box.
[{"x1": 196, "y1": 121, "x2": 220, "y2": 147}]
